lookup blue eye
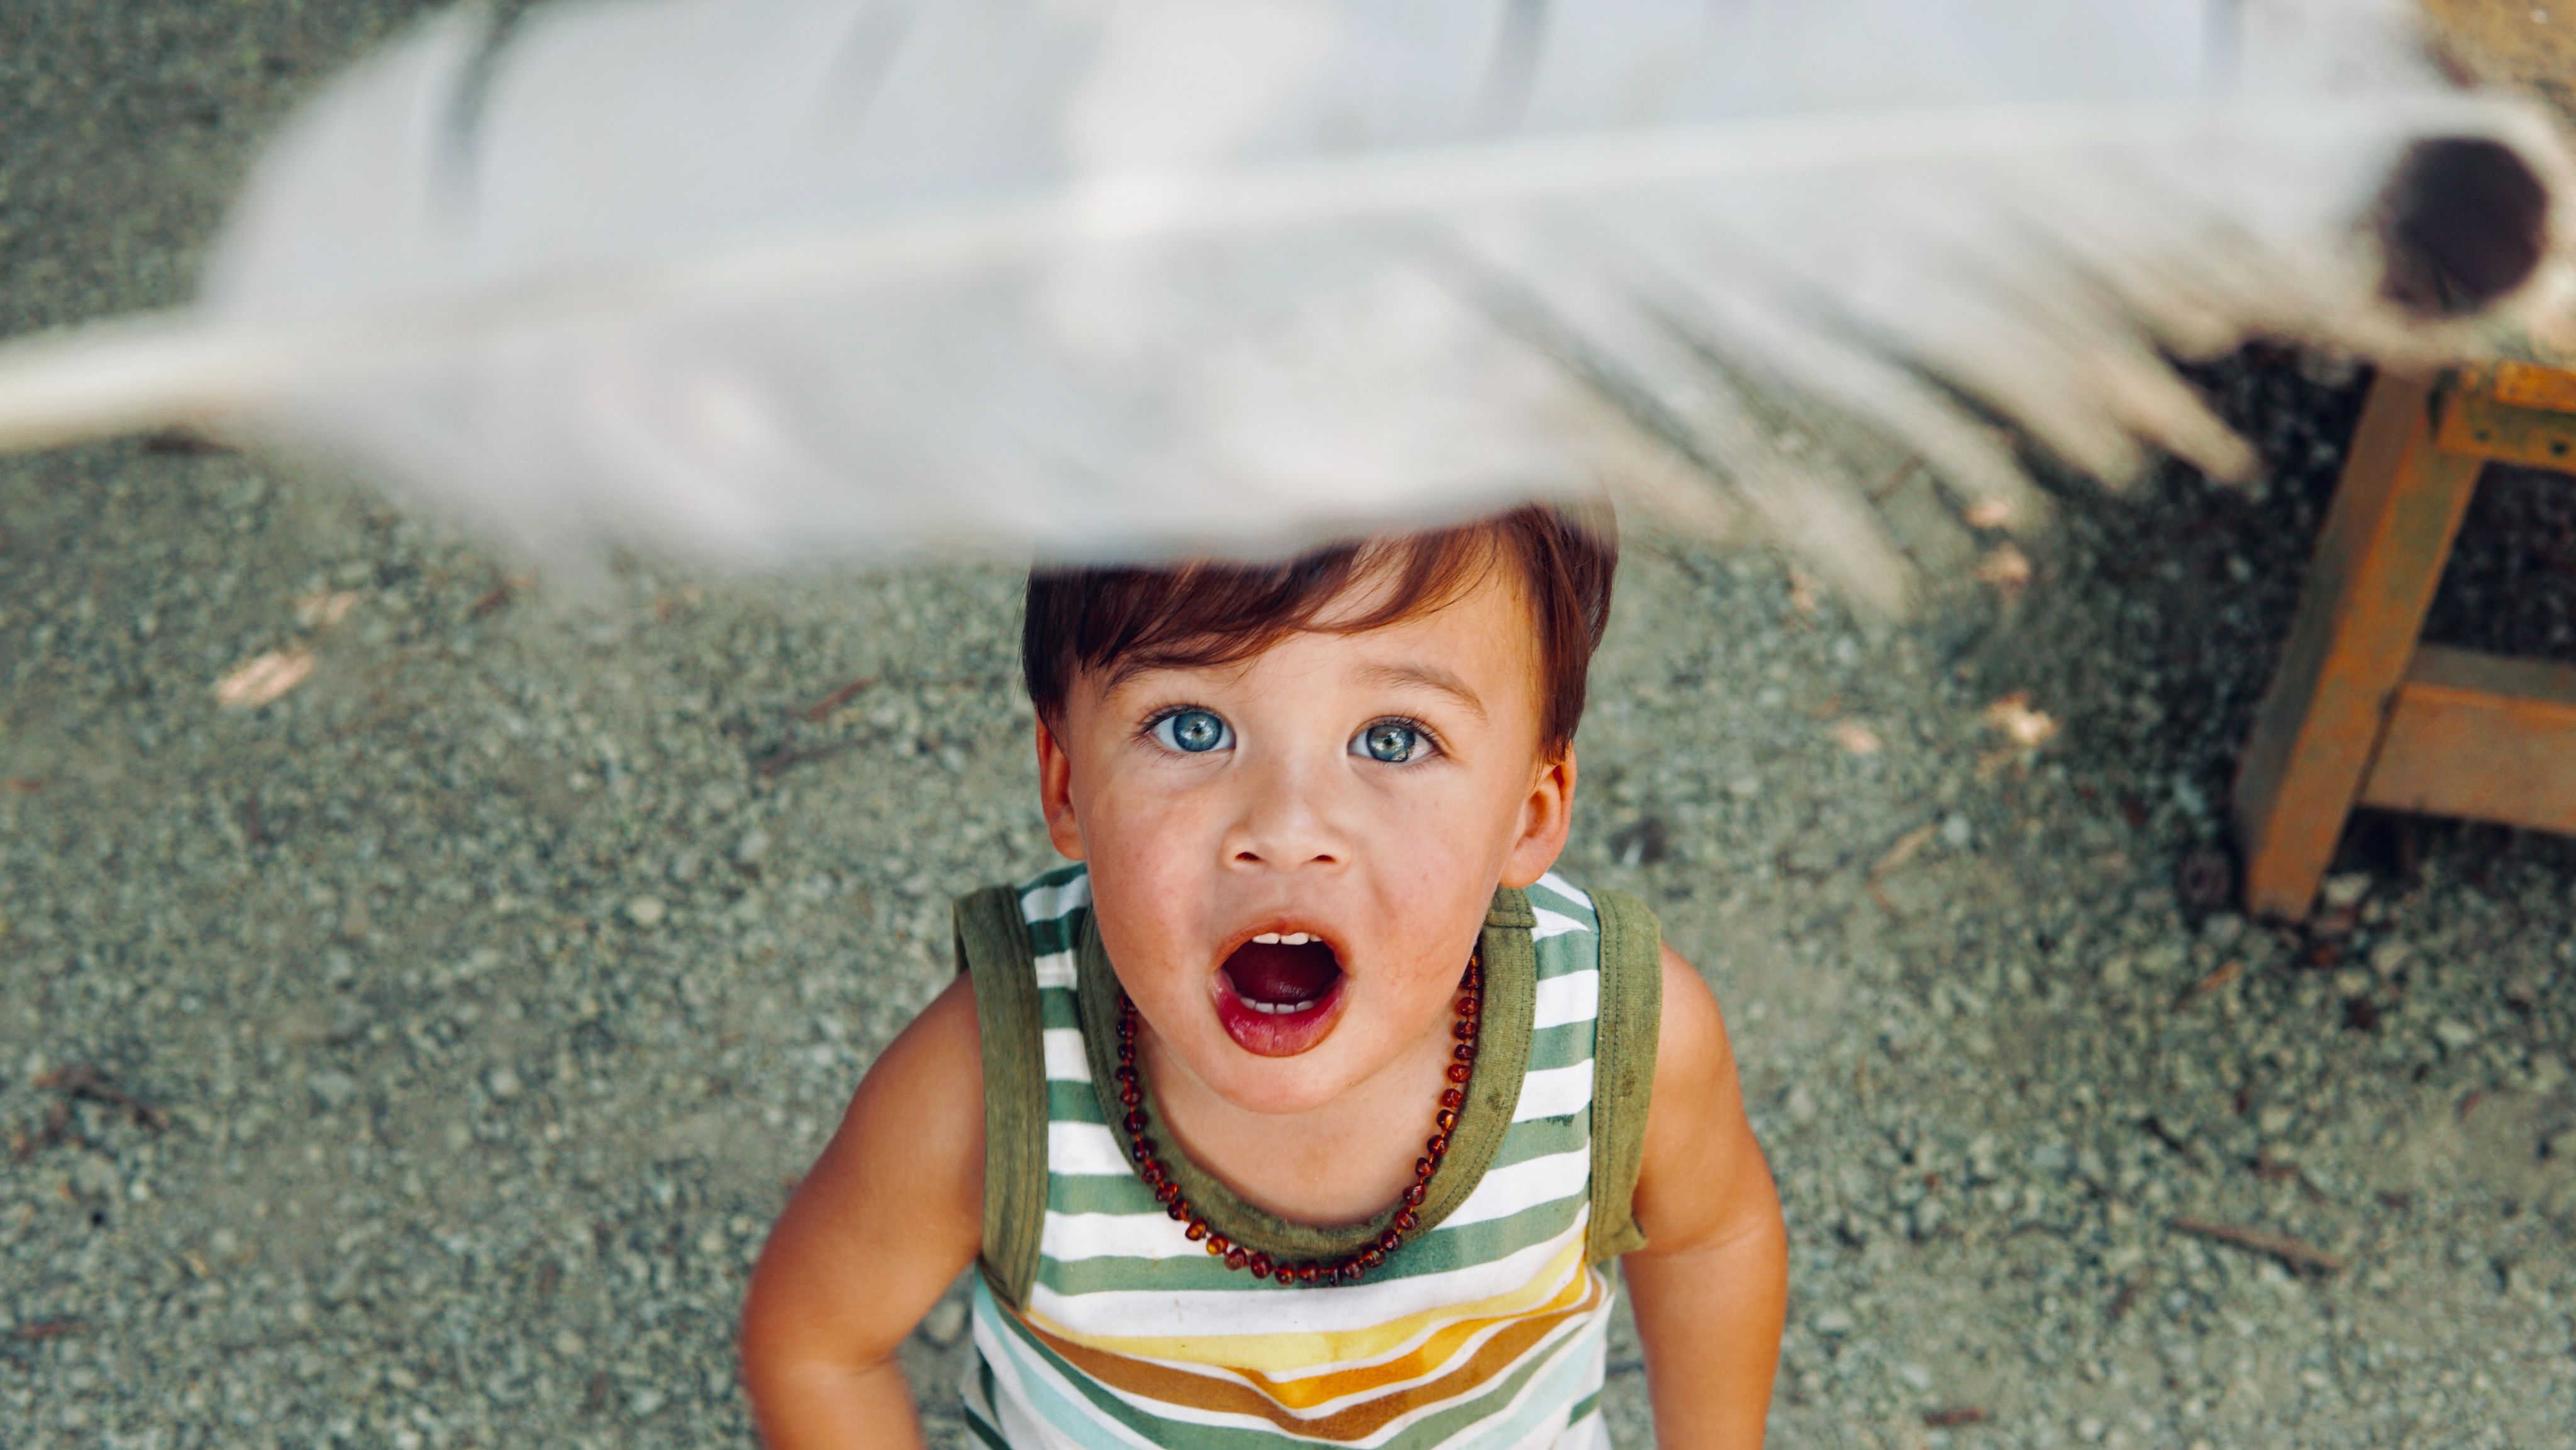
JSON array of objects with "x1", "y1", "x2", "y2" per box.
[
  {"x1": 1355, "y1": 720, "x2": 1426, "y2": 763},
  {"x1": 1152, "y1": 708, "x2": 1233, "y2": 754}
]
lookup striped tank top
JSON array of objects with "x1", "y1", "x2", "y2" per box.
[{"x1": 948, "y1": 863, "x2": 1665, "y2": 1449}]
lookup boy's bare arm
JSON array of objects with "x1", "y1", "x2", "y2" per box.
[
  {"x1": 1620, "y1": 944, "x2": 1790, "y2": 1448},
  {"x1": 740, "y1": 973, "x2": 987, "y2": 1449}
]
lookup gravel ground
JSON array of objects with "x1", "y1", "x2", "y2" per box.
[{"x1": 6, "y1": 5, "x2": 2576, "y2": 1449}]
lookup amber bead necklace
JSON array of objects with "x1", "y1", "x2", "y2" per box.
[{"x1": 1113, "y1": 948, "x2": 1484, "y2": 1287}]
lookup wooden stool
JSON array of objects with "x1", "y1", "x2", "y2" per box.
[{"x1": 2236, "y1": 362, "x2": 2576, "y2": 921}]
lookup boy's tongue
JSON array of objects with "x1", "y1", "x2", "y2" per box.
[{"x1": 1223, "y1": 940, "x2": 1341, "y2": 1006}]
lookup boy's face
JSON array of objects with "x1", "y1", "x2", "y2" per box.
[{"x1": 1036, "y1": 562, "x2": 1576, "y2": 1117}]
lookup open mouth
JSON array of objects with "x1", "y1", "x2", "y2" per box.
[{"x1": 1214, "y1": 932, "x2": 1346, "y2": 1055}]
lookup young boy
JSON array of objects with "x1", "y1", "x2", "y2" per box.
[{"x1": 741, "y1": 505, "x2": 1787, "y2": 1447}]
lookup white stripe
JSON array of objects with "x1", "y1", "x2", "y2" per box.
[
  {"x1": 1530, "y1": 907, "x2": 1590, "y2": 942},
  {"x1": 1531, "y1": 970, "x2": 1600, "y2": 1030},
  {"x1": 1441, "y1": 1148, "x2": 1591, "y2": 1230},
  {"x1": 1512, "y1": 1061, "x2": 1594, "y2": 1122},
  {"x1": 1033, "y1": 951, "x2": 1077, "y2": 991},
  {"x1": 1019, "y1": 873, "x2": 1092, "y2": 924},
  {"x1": 1043, "y1": 1210, "x2": 1204, "y2": 1261},
  {"x1": 1030, "y1": 1213, "x2": 1586, "y2": 1340},
  {"x1": 1042, "y1": 1028, "x2": 1089, "y2": 1081},
  {"x1": 1047, "y1": 1121, "x2": 1135, "y2": 1176},
  {"x1": 1535, "y1": 873, "x2": 1594, "y2": 910}
]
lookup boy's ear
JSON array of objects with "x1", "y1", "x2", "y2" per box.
[
  {"x1": 1035, "y1": 717, "x2": 1087, "y2": 861},
  {"x1": 1499, "y1": 747, "x2": 1576, "y2": 890}
]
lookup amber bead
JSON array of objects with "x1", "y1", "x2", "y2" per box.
[
  {"x1": 1435, "y1": 1108, "x2": 1458, "y2": 1134},
  {"x1": 1119, "y1": 1083, "x2": 1141, "y2": 1108},
  {"x1": 1154, "y1": 1181, "x2": 1182, "y2": 1205},
  {"x1": 1185, "y1": 1219, "x2": 1209, "y2": 1242},
  {"x1": 1129, "y1": 1137, "x2": 1156, "y2": 1165},
  {"x1": 1427, "y1": 1134, "x2": 1449, "y2": 1157},
  {"x1": 1296, "y1": 1264, "x2": 1320, "y2": 1285},
  {"x1": 1226, "y1": 1247, "x2": 1250, "y2": 1271},
  {"x1": 1206, "y1": 1234, "x2": 1231, "y2": 1256},
  {"x1": 1393, "y1": 1208, "x2": 1418, "y2": 1232},
  {"x1": 1452, "y1": 1019, "x2": 1476, "y2": 1041},
  {"x1": 1376, "y1": 1228, "x2": 1403, "y2": 1254},
  {"x1": 1445, "y1": 1063, "x2": 1470, "y2": 1083},
  {"x1": 1124, "y1": 1110, "x2": 1149, "y2": 1134},
  {"x1": 1340, "y1": 1263, "x2": 1365, "y2": 1283},
  {"x1": 1358, "y1": 1247, "x2": 1384, "y2": 1269},
  {"x1": 1250, "y1": 1253, "x2": 1274, "y2": 1279},
  {"x1": 1114, "y1": 1064, "x2": 1138, "y2": 1085},
  {"x1": 1416, "y1": 1156, "x2": 1435, "y2": 1180},
  {"x1": 1452, "y1": 1044, "x2": 1474, "y2": 1062},
  {"x1": 1165, "y1": 1200, "x2": 1187, "y2": 1221},
  {"x1": 1440, "y1": 1088, "x2": 1464, "y2": 1110},
  {"x1": 1402, "y1": 1183, "x2": 1427, "y2": 1207}
]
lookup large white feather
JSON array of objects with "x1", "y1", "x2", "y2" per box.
[{"x1": 0, "y1": 0, "x2": 2565, "y2": 606}]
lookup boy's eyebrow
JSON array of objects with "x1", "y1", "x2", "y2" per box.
[{"x1": 1354, "y1": 661, "x2": 1487, "y2": 720}]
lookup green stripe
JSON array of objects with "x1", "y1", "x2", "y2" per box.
[
  {"x1": 1484, "y1": 1113, "x2": 1588, "y2": 1168},
  {"x1": 1524, "y1": 1022, "x2": 1594, "y2": 1071},
  {"x1": 962, "y1": 1395, "x2": 1012, "y2": 1450},
  {"x1": 1050, "y1": 1081, "x2": 1109, "y2": 1124}
]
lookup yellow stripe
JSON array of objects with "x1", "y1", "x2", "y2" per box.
[{"x1": 1023, "y1": 1234, "x2": 1587, "y2": 1378}]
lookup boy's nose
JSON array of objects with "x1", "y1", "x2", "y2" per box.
[{"x1": 1224, "y1": 755, "x2": 1346, "y2": 870}]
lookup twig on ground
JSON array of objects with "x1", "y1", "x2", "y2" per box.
[
  {"x1": 1922, "y1": 1407, "x2": 1988, "y2": 1429},
  {"x1": 2170, "y1": 1217, "x2": 2345, "y2": 1274},
  {"x1": 2105, "y1": 1275, "x2": 2143, "y2": 1324},
  {"x1": 797, "y1": 677, "x2": 878, "y2": 722},
  {"x1": 2173, "y1": 959, "x2": 2241, "y2": 1007},
  {"x1": 2251, "y1": 1149, "x2": 2330, "y2": 1203},
  {"x1": 36, "y1": 1064, "x2": 169, "y2": 1130},
  {"x1": 2138, "y1": 1114, "x2": 2203, "y2": 1168},
  {"x1": 1873, "y1": 823, "x2": 1940, "y2": 879},
  {"x1": 12, "y1": 1320, "x2": 86, "y2": 1341},
  {"x1": 468, "y1": 582, "x2": 514, "y2": 621},
  {"x1": 753, "y1": 738, "x2": 863, "y2": 779}
]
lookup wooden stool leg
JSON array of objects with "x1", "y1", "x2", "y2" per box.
[{"x1": 2235, "y1": 370, "x2": 2485, "y2": 920}]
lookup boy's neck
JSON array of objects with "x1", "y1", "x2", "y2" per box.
[{"x1": 1135, "y1": 986, "x2": 1469, "y2": 1227}]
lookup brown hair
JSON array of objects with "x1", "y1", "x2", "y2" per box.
[{"x1": 1022, "y1": 504, "x2": 1618, "y2": 759}]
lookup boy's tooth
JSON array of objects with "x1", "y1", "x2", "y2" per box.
[
  {"x1": 1253, "y1": 932, "x2": 1282, "y2": 945},
  {"x1": 1282, "y1": 932, "x2": 1310, "y2": 945},
  {"x1": 1235, "y1": 994, "x2": 1320, "y2": 1017}
]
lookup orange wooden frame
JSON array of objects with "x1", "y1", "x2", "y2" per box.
[{"x1": 2236, "y1": 364, "x2": 2576, "y2": 920}]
